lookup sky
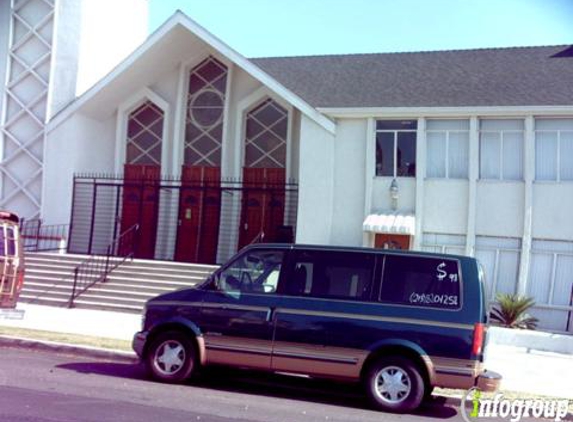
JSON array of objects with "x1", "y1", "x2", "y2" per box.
[{"x1": 148, "y1": 0, "x2": 573, "y2": 58}]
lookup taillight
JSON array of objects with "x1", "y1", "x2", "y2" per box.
[{"x1": 472, "y1": 323, "x2": 485, "y2": 356}]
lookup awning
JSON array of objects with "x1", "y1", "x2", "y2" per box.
[{"x1": 363, "y1": 211, "x2": 416, "y2": 235}]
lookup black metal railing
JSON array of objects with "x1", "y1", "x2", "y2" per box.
[
  {"x1": 68, "y1": 173, "x2": 299, "y2": 264},
  {"x1": 249, "y1": 230, "x2": 265, "y2": 245},
  {"x1": 20, "y1": 219, "x2": 69, "y2": 252},
  {"x1": 68, "y1": 223, "x2": 139, "y2": 308}
]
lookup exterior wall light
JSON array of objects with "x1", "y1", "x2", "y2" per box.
[{"x1": 390, "y1": 178, "x2": 399, "y2": 210}]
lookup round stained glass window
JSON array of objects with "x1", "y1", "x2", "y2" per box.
[{"x1": 188, "y1": 89, "x2": 224, "y2": 129}]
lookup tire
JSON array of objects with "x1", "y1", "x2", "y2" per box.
[
  {"x1": 364, "y1": 356, "x2": 425, "y2": 413},
  {"x1": 146, "y1": 330, "x2": 197, "y2": 383},
  {"x1": 423, "y1": 385, "x2": 435, "y2": 402}
]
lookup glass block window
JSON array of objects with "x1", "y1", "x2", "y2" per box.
[
  {"x1": 426, "y1": 119, "x2": 469, "y2": 179},
  {"x1": 474, "y1": 236, "x2": 521, "y2": 302},
  {"x1": 421, "y1": 233, "x2": 466, "y2": 255},
  {"x1": 375, "y1": 120, "x2": 417, "y2": 177},
  {"x1": 185, "y1": 56, "x2": 228, "y2": 166},
  {"x1": 244, "y1": 98, "x2": 288, "y2": 168},
  {"x1": 535, "y1": 119, "x2": 573, "y2": 181},
  {"x1": 479, "y1": 119, "x2": 524, "y2": 181},
  {"x1": 126, "y1": 101, "x2": 164, "y2": 165},
  {"x1": 528, "y1": 240, "x2": 573, "y2": 332}
]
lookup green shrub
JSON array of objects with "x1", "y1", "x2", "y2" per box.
[{"x1": 489, "y1": 293, "x2": 539, "y2": 329}]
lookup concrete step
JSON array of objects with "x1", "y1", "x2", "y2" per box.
[{"x1": 21, "y1": 251, "x2": 218, "y2": 313}]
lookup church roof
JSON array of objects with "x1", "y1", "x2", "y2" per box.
[{"x1": 251, "y1": 45, "x2": 573, "y2": 108}]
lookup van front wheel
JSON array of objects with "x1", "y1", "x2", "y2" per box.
[
  {"x1": 146, "y1": 331, "x2": 197, "y2": 383},
  {"x1": 364, "y1": 357, "x2": 424, "y2": 413}
]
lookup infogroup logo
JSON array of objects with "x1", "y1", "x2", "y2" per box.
[{"x1": 461, "y1": 388, "x2": 570, "y2": 422}]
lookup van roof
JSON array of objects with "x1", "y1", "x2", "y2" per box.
[{"x1": 245, "y1": 243, "x2": 472, "y2": 261}]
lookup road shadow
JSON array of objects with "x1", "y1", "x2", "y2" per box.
[
  {"x1": 57, "y1": 361, "x2": 458, "y2": 419},
  {"x1": 57, "y1": 360, "x2": 147, "y2": 380}
]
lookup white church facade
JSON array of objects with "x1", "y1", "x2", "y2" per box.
[{"x1": 1, "y1": 1, "x2": 573, "y2": 332}]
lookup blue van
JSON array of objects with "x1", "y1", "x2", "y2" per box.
[{"x1": 133, "y1": 244, "x2": 501, "y2": 412}]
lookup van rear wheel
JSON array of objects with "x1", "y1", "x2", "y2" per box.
[{"x1": 364, "y1": 356, "x2": 424, "y2": 413}]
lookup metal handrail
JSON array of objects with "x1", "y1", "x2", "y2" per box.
[
  {"x1": 249, "y1": 230, "x2": 265, "y2": 245},
  {"x1": 68, "y1": 224, "x2": 139, "y2": 308}
]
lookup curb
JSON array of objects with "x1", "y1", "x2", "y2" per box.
[{"x1": 0, "y1": 335, "x2": 138, "y2": 363}]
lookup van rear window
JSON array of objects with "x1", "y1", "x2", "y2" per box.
[{"x1": 379, "y1": 255, "x2": 461, "y2": 310}]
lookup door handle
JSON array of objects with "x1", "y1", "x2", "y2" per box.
[{"x1": 266, "y1": 307, "x2": 276, "y2": 322}]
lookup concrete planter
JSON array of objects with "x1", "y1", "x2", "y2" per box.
[{"x1": 487, "y1": 326, "x2": 573, "y2": 354}]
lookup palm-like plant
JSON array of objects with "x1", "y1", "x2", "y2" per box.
[{"x1": 489, "y1": 293, "x2": 539, "y2": 329}]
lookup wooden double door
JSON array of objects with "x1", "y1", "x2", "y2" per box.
[
  {"x1": 121, "y1": 165, "x2": 289, "y2": 264},
  {"x1": 174, "y1": 166, "x2": 221, "y2": 264},
  {"x1": 238, "y1": 167, "x2": 287, "y2": 249},
  {"x1": 120, "y1": 164, "x2": 161, "y2": 259}
]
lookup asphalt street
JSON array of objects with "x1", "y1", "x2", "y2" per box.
[
  {"x1": 0, "y1": 346, "x2": 566, "y2": 422},
  {"x1": 0, "y1": 345, "x2": 467, "y2": 422}
]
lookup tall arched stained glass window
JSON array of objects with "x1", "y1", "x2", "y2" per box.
[
  {"x1": 185, "y1": 56, "x2": 228, "y2": 167},
  {"x1": 126, "y1": 100, "x2": 164, "y2": 165},
  {"x1": 244, "y1": 98, "x2": 288, "y2": 169}
]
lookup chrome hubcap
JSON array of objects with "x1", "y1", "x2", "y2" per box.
[
  {"x1": 153, "y1": 340, "x2": 185, "y2": 375},
  {"x1": 374, "y1": 365, "x2": 411, "y2": 404}
]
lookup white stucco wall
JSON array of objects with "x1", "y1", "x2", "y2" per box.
[
  {"x1": 475, "y1": 181, "x2": 524, "y2": 237},
  {"x1": 75, "y1": 0, "x2": 148, "y2": 96},
  {"x1": 532, "y1": 183, "x2": 573, "y2": 240},
  {"x1": 296, "y1": 115, "x2": 335, "y2": 244},
  {"x1": 0, "y1": 1, "x2": 10, "y2": 122},
  {"x1": 48, "y1": 0, "x2": 82, "y2": 118},
  {"x1": 422, "y1": 180, "x2": 469, "y2": 235},
  {"x1": 330, "y1": 119, "x2": 367, "y2": 246},
  {"x1": 43, "y1": 114, "x2": 115, "y2": 225}
]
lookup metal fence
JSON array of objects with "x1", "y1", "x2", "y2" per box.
[
  {"x1": 68, "y1": 173, "x2": 299, "y2": 265},
  {"x1": 20, "y1": 219, "x2": 69, "y2": 252}
]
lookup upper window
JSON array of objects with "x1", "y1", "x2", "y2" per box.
[
  {"x1": 185, "y1": 57, "x2": 228, "y2": 167},
  {"x1": 479, "y1": 119, "x2": 524, "y2": 181},
  {"x1": 126, "y1": 101, "x2": 164, "y2": 165},
  {"x1": 285, "y1": 250, "x2": 374, "y2": 301},
  {"x1": 376, "y1": 120, "x2": 417, "y2": 177},
  {"x1": 379, "y1": 255, "x2": 461, "y2": 310},
  {"x1": 535, "y1": 119, "x2": 573, "y2": 182},
  {"x1": 215, "y1": 249, "x2": 284, "y2": 295},
  {"x1": 245, "y1": 98, "x2": 288, "y2": 168},
  {"x1": 426, "y1": 119, "x2": 469, "y2": 179}
]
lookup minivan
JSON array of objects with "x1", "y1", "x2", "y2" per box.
[{"x1": 133, "y1": 244, "x2": 501, "y2": 412}]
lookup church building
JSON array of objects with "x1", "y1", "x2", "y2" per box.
[{"x1": 1, "y1": 1, "x2": 572, "y2": 332}]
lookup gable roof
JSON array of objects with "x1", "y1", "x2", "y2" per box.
[
  {"x1": 251, "y1": 45, "x2": 573, "y2": 108},
  {"x1": 49, "y1": 11, "x2": 335, "y2": 134}
]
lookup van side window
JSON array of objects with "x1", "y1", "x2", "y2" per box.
[
  {"x1": 379, "y1": 255, "x2": 461, "y2": 309},
  {"x1": 216, "y1": 250, "x2": 284, "y2": 294},
  {"x1": 286, "y1": 251, "x2": 374, "y2": 301}
]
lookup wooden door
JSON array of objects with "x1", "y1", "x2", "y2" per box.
[
  {"x1": 174, "y1": 166, "x2": 221, "y2": 264},
  {"x1": 238, "y1": 168, "x2": 285, "y2": 249},
  {"x1": 121, "y1": 164, "x2": 160, "y2": 259},
  {"x1": 374, "y1": 234, "x2": 411, "y2": 250}
]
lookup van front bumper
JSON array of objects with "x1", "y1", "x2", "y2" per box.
[
  {"x1": 476, "y1": 370, "x2": 502, "y2": 392},
  {"x1": 132, "y1": 331, "x2": 148, "y2": 358}
]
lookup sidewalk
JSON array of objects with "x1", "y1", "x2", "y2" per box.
[{"x1": 1, "y1": 303, "x2": 572, "y2": 400}]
